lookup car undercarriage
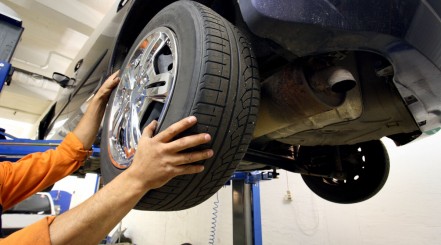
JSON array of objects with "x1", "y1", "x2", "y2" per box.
[{"x1": 45, "y1": 0, "x2": 441, "y2": 209}]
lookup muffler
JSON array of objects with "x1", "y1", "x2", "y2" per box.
[{"x1": 253, "y1": 64, "x2": 357, "y2": 138}]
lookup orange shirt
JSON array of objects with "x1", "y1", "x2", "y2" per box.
[{"x1": 0, "y1": 132, "x2": 91, "y2": 244}]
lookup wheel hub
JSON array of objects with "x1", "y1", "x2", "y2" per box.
[{"x1": 107, "y1": 27, "x2": 178, "y2": 169}]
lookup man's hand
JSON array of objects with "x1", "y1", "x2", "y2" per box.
[
  {"x1": 50, "y1": 116, "x2": 213, "y2": 245},
  {"x1": 128, "y1": 116, "x2": 214, "y2": 191},
  {"x1": 95, "y1": 70, "x2": 120, "y2": 101}
]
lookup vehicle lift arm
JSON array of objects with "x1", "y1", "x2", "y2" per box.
[{"x1": 0, "y1": 132, "x2": 100, "y2": 162}]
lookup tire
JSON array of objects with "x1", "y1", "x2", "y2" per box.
[
  {"x1": 100, "y1": 1, "x2": 260, "y2": 211},
  {"x1": 300, "y1": 140, "x2": 390, "y2": 204}
]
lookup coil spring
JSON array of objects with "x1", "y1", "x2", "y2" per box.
[{"x1": 208, "y1": 192, "x2": 219, "y2": 245}]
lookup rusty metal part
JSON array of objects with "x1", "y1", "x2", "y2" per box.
[{"x1": 254, "y1": 64, "x2": 357, "y2": 138}]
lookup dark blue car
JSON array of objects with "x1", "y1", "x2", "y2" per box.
[{"x1": 46, "y1": 0, "x2": 441, "y2": 210}]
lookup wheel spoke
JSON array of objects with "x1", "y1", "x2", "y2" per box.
[
  {"x1": 149, "y1": 34, "x2": 168, "y2": 63},
  {"x1": 110, "y1": 105, "x2": 125, "y2": 143},
  {"x1": 146, "y1": 72, "x2": 173, "y2": 103},
  {"x1": 122, "y1": 106, "x2": 140, "y2": 159},
  {"x1": 124, "y1": 53, "x2": 144, "y2": 90},
  {"x1": 111, "y1": 88, "x2": 130, "y2": 137},
  {"x1": 109, "y1": 98, "x2": 130, "y2": 161},
  {"x1": 120, "y1": 71, "x2": 131, "y2": 90}
]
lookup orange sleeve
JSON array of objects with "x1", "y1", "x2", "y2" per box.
[
  {"x1": 0, "y1": 216, "x2": 55, "y2": 245},
  {"x1": 0, "y1": 132, "x2": 91, "y2": 210}
]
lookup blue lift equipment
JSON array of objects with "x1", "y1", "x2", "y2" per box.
[
  {"x1": 0, "y1": 132, "x2": 100, "y2": 162},
  {"x1": 0, "y1": 4, "x2": 24, "y2": 92},
  {"x1": 230, "y1": 171, "x2": 275, "y2": 245}
]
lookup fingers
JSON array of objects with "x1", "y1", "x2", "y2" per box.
[
  {"x1": 108, "y1": 70, "x2": 120, "y2": 80},
  {"x1": 131, "y1": 116, "x2": 214, "y2": 190},
  {"x1": 155, "y1": 116, "x2": 198, "y2": 142},
  {"x1": 178, "y1": 164, "x2": 205, "y2": 175},
  {"x1": 96, "y1": 70, "x2": 120, "y2": 99},
  {"x1": 142, "y1": 120, "x2": 157, "y2": 138},
  {"x1": 105, "y1": 70, "x2": 120, "y2": 89},
  {"x1": 166, "y1": 132, "x2": 211, "y2": 152},
  {"x1": 173, "y1": 149, "x2": 214, "y2": 165}
]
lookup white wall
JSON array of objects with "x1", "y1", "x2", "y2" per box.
[
  {"x1": 0, "y1": 117, "x2": 34, "y2": 138},
  {"x1": 121, "y1": 133, "x2": 441, "y2": 244},
  {"x1": 260, "y1": 134, "x2": 441, "y2": 245}
]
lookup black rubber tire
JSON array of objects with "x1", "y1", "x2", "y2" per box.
[
  {"x1": 301, "y1": 140, "x2": 390, "y2": 204},
  {"x1": 100, "y1": 1, "x2": 260, "y2": 211}
]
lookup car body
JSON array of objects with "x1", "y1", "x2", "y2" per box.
[{"x1": 43, "y1": 0, "x2": 441, "y2": 207}]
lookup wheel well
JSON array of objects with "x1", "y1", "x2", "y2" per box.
[{"x1": 112, "y1": 0, "x2": 237, "y2": 69}]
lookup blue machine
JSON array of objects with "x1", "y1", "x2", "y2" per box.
[
  {"x1": 0, "y1": 61, "x2": 12, "y2": 92},
  {"x1": 0, "y1": 131, "x2": 100, "y2": 162},
  {"x1": 0, "y1": 3, "x2": 24, "y2": 91},
  {"x1": 230, "y1": 171, "x2": 276, "y2": 245}
]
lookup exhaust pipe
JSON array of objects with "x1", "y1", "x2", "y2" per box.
[{"x1": 311, "y1": 66, "x2": 357, "y2": 94}]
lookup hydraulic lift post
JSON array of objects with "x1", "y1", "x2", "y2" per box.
[{"x1": 231, "y1": 171, "x2": 274, "y2": 245}]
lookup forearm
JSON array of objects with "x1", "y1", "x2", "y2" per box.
[
  {"x1": 73, "y1": 71, "x2": 120, "y2": 149},
  {"x1": 72, "y1": 95, "x2": 108, "y2": 149},
  {"x1": 48, "y1": 116, "x2": 211, "y2": 245},
  {"x1": 49, "y1": 169, "x2": 148, "y2": 245}
]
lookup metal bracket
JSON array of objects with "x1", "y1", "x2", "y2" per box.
[{"x1": 231, "y1": 171, "x2": 275, "y2": 184}]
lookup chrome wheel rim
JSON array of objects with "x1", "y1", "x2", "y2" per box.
[{"x1": 107, "y1": 27, "x2": 178, "y2": 169}]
